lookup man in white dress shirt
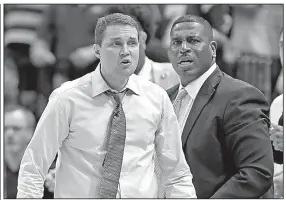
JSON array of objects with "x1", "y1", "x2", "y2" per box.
[{"x1": 17, "y1": 13, "x2": 196, "y2": 198}]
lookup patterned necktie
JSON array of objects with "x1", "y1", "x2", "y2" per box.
[
  {"x1": 99, "y1": 90, "x2": 127, "y2": 198},
  {"x1": 173, "y1": 88, "x2": 188, "y2": 118},
  {"x1": 154, "y1": 152, "x2": 165, "y2": 198}
]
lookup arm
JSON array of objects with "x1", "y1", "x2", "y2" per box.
[
  {"x1": 211, "y1": 86, "x2": 274, "y2": 198},
  {"x1": 17, "y1": 89, "x2": 70, "y2": 198},
  {"x1": 155, "y1": 91, "x2": 196, "y2": 198}
]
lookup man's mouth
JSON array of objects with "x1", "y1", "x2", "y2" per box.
[
  {"x1": 121, "y1": 59, "x2": 131, "y2": 65},
  {"x1": 178, "y1": 58, "x2": 193, "y2": 67},
  {"x1": 179, "y1": 60, "x2": 193, "y2": 65}
]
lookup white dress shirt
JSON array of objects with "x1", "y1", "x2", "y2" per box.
[
  {"x1": 175, "y1": 63, "x2": 217, "y2": 134},
  {"x1": 17, "y1": 66, "x2": 196, "y2": 198}
]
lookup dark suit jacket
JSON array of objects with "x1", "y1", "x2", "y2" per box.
[{"x1": 167, "y1": 67, "x2": 274, "y2": 198}]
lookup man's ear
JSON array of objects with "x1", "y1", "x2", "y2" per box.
[
  {"x1": 140, "y1": 31, "x2": 147, "y2": 50},
  {"x1": 210, "y1": 41, "x2": 217, "y2": 58},
  {"x1": 93, "y1": 44, "x2": 101, "y2": 59}
]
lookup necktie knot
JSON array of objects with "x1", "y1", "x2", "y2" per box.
[
  {"x1": 177, "y1": 88, "x2": 188, "y2": 100},
  {"x1": 173, "y1": 88, "x2": 188, "y2": 118},
  {"x1": 106, "y1": 89, "x2": 127, "y2": 105}
]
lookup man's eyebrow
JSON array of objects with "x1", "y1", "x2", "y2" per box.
[
  {"x1": 171, "y1": 36, "x2": 182, "y2": 40},
  {"x1": 109, "y1": 36, "x2": 138, "y2": 40},
  {"x1": 171, "y1": 34, "x2": 199, "y2": 40},
  {"x1": 109, "y1": 37, "x2": 121, "y2": 40},
  {"x1": 129, "y1": 36, "x2": 138, "y2": 40}
]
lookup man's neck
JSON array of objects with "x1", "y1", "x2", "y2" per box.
[
  {"x1": 100, "y1": 68, "x2": 128, "y2": 91},
  {"x1": 134, "y1": 56, "x2": 145, "y2": 75},
  {"x1": 181, "y1": 61, "x2": 216, "y2": 87}
]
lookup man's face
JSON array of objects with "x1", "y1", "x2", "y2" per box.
[
  {"x1": 96, "y1": 24, "x2": 140, "y2": 78},
  {"x1": 168, "y1": 22, "x2": 216, "y2": 86},
  {"x1": 4, "y1": 111, "x2": 33, "y2": 154}
]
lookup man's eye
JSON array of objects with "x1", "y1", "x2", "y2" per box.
[
  {"x1": 172, "y1": 40, "x2": 181, "y2": 45},
  {"x1": 189, "y1": 39, "x2": 200, "y2": 44},
  {"x1": 113, "y1": 41, "x2": 121, "y2": 46},
  {"x1": 128, "y1": 41, "x2": 138, "y2": 46}
]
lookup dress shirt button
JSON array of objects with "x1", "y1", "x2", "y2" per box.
[
  {"x1": 160, "y1": 73, "x2": 167, "y2": 79},
  {"x1": 121, "y1": 172, "x2": 128, "y2": 177}
]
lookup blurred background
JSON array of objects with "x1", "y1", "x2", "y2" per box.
[{"x1": 3, "y1": 4, "x2": 284, "y2": 199}]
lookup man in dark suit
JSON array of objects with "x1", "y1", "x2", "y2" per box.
[{"x1": 167, "y1": 14, "x2": 274, "y2": 198}]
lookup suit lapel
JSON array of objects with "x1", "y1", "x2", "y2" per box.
[{"x1": 181, "y1": 67, "x2": 223, "y2": 147}]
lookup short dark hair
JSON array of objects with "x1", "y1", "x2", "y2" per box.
[
  {"x1": 95, "y1": 13, "x2": 140, "y2": 46},
  {"x1": 106, "y1": 5, "x2": 157, "y2": 44},
  {"x1": 170, "y1": 15, "x2": 214, "y2": 41},
  {"x1": 4, "y1": 104, "x2": 36, "y2": 128}
]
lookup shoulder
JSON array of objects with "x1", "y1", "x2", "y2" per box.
[
  {"x1": 49, "y1": 73, "x2": 92, "y2": 101},
  {"x1": 218, "y1": 73, "x2": 267, "y2": 101},
  {"x1": 219, "y1": 74, "x2": 270, "y2": 129},
  {"x1": 213, "y1": 73, "x2": 270, "y2": 118}
]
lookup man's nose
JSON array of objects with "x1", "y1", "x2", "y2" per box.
[
  {"x1": 120, "y1": 44, "x2": 130, "y2": 56},
  {"x1": 180, "y1": 41, "x2": 191, "y2": 54},
  {"x1": 5, "y1": 128, "x2": 15, "y2": 138}
]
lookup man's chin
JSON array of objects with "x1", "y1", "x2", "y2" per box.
[{"x1": 119, "y1": 67, "x2": 136, "y2": 76}]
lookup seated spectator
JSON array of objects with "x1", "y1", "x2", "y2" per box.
[{"x1": 4, "y1": 105, "x2": 54, "y2": 198}]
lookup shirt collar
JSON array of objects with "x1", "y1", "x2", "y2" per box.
[
  {"x1": 180, "y1": 63, "x2": 217, "y2": 99},
  {"x1": 91, "y1": 63, "x2": 140, "y2": 97}
]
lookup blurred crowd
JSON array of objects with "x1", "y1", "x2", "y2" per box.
[{"x1": 3, "y1": 4, "x2": 284, "y2": 199}]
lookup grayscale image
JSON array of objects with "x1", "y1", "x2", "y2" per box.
[{"x1": 3, "y1": 4, "x2": 284, "y2": 199}]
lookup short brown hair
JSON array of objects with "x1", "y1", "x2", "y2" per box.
[{"x1": 95, "y1": 13, "x2": 140, "y2": 46}]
